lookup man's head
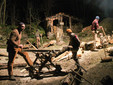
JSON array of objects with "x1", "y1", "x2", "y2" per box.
[
  {"x1": 95, "y1": 16, "x2": 100, "y2": 20},
  {"x1": 66, "y1": 29, "x2": 72, "y2": 33},
  {"x1": 18, "y1": 22, "x2": 25, "y2": 31},
  {"x1": 66, "y1": 29, "x2": 72, "y2": 36}
]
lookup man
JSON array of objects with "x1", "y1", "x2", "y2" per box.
[
  {"x1": 66, "y1": 29, "x2": 83, "y2": 84},
  {"x1": 35, "y1": 29, "x2": 40, "y2": 48},
  {"x1": 91, "y1": 16, "x2": 101, "y2": 33},
  {"x1": 66, "y1": 29, "x2": 81, "y2": 71},
  {"x1": 7, "y1": 22, "x2": 40, "y2": 80}
]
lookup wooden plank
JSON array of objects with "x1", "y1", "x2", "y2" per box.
[
  {"x1": 52, "y1": 51, "x2": 70, "y2": 62},
  {"x1": 23, "y1": 49, "x2": 60, "y2": 53},
  {"x1": 0, "y1": 63, "x2": 27, "y2": 69},
  {"x1": 26, "y1": 40, "x2": 38, "y2": 50},
  {"x1": 0, "y1": 53, "x2": 8, "y2": 57}
]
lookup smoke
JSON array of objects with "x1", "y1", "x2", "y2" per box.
[
  {"x1": 86, "y1": 0, "x2": 113, "y2": 17},
  {"x1": 99, "y1": 0, "x2": 113, "y2": 17}
]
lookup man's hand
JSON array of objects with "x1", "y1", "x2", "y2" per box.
[
  {"x1": 19, "y1": 44, "x2": 23, "y2": 49},
  {"x1": 68, "y1": 46, "x2": 73, "y2": 49}
]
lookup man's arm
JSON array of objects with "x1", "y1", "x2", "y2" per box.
[
  {"x1": 10, "y1": 31, "x2": 19, "y2": 47},
  {"x1": 95, "y1": 21, "x2": 99, "y2": 29}
]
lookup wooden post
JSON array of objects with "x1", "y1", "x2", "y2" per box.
[
  {"x1": 3, "y1": 0, "x2": 6, "y2": 25},
  {"x1": 60, "y1": 15, "x2": 63, "y2": 30}
]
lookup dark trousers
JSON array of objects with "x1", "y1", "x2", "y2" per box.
[
  {"x1": 72, "y1": 51, "x2": 80, "y2": 70},
  {"x1": 8, "y1": 48, "x2": 33, "y2": 76}
]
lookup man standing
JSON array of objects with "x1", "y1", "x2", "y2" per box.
[
  {"x1": 91, "y1": 16, "x2": 108, "y2": 48},
  {"x1": 66, "y1": 29, "x2": 83, "y2": 85},
  {"x1": 66, "y1": 29, "x2": 81, "y2": 71},
  {"x1": 91, "y1": 16, "x2": 101, "y2": 33},
  {"x1": 7, "y1": 22, "x2": 40, "y2": 80},
  {"x1": 91, "y1": 16, "x2": 103, "y2": 45}
]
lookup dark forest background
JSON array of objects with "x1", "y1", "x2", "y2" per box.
[{"x1": 1, "y1": 0, "x2": 113, "y2": 26}]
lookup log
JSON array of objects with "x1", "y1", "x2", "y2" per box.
[
  {"x1": 109, "y1": 39, "x2": 113, "y2": 44},
  {"x1": 0, "y1": 63, "x2": 27, "y2": 69},
  {"x1": 95, "y1": 37, "x2": 102, "y2": 49},
  {"x1": 0, "y1": 53, "x2": 8, "y2": 57},
  {"x1": 52, "y1": 51, "x2": 72, "y2": 62},
  {"x1": 43, "y1": 40, "x2": 56, "y2": 48},
  {"x1": 85, "y1": 41, "x2": 95, "y2": 50},
  {"x1": 58, "y1": 52, "x2": 72, "y2": 61},
  {"x1": 80, "y1": 42, "x2": 86, "y2": 50},
  {"x1": 52, "y1": 47, "x2": 84, "y2": 61},
  {"x1": 106, "y1": 47, "x2": 113, "y2": 53}
]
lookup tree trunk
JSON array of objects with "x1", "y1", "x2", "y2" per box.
[
  {"x1": 0, "y1": 0, "x2": 4, "y2": 24},
  {"x1": 3, "y1": 0, "x2": 6, "y2": 25},
  {"x1": 29, "y1": 7, "x2": 31, "y2": 33},
  {"x1": 11, "y1": 1, "x2": 15, "y2": 25},
  {"x1": 28, "y1": 0, "x2": 32, "y2": 34}
]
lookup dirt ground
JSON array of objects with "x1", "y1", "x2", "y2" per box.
[{"x1": 0, "y1": 44, "x2": 113, "y2": 85}]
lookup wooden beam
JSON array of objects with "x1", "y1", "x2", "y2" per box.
[
  {"x1": 23, "y1": 49, "x2": 60, "y2": 53},
  {"x1": 0, "y1": 63, "x2": 27, "y2": 69},
  {"x1": 26, "y1": 40, "x2": 38, "y2": 50},
  {"x1": 0, "y1": 53, "x2": 8, "y2": 57}
]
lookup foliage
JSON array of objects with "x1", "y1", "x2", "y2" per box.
[
  {"x1": 25, "y1": 23, "x2": 45, "y2": 38},
  {"x1": 38, "y1": 26, "x2": 45, "y2": 34},
  {"x1": 100, "y1": 18, "x2": 113, "y2": 35},
  {"x1": 23, "y1": 23, "x2": 47, "y2": 45},
  {"x1": 71, "y1": 22, "x2": 83, "y2": 33},
  {"x1": 0, "y1": 24, "x2": 47, "y2": 47},
  {"x1": 78, "y1": 26, "x2": 93, "y2": 41},
  {"x1": 0, "y1": 25, "x2": 16, "y2": 37},
  {"x1": 0, "y1": 25, "x2": 17, "y2": 48}
]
